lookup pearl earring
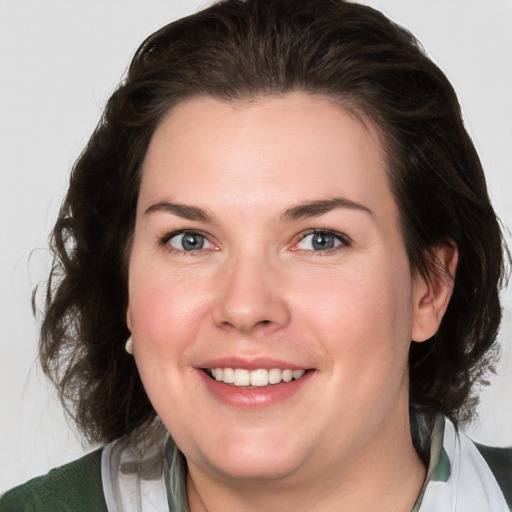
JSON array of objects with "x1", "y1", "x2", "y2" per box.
[{"x1": 125, "y1": 336, "x2": 134, "y2": 355}]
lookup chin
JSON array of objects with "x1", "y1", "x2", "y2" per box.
[
  {"x1": 206, "y1": 452, "x2": 303, "y2": 482},
  {"x1": 188, "y1": 427, "x2": 312, "y2": 482}
]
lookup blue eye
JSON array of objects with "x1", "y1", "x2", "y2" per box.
[
  {"x1": 168, "y1": 231, "x2": 213, "y2": 251},
  {"x1": 296, "y1": 231, "x2": 346, "y2": 251}
]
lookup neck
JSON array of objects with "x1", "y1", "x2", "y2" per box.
[{"x1": 186, "y1": 410, "x2": 426, "y2": 512}]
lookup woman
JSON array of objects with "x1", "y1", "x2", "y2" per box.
[{"x1": 1, "y1": 0, "x2": 510, "y2": 510}]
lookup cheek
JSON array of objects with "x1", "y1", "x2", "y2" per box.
[
  {"x1": 127, "y1": 267, "x2": 211, "y2": 357},
  {"x1": 291, "y1": 255, "x2": 414, "y2": 377},
  {"x1": 296, "y1": 268, "x2": 411, "y2": 337},
  {"x1": 127, "y1": 270, "x2": 213, "y2": 416}
]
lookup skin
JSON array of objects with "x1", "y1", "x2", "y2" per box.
[{"x1": 126, "y1": 93, "x2": 457, "y2": 511}]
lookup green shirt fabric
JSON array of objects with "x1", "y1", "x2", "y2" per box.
[{"x1": 0, "y1": 449, "x2": 107, "y2": 511}]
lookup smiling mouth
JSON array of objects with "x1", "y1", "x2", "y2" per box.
[{"x1": 204, "y1": 367, "x2": 308, "y2": 387}]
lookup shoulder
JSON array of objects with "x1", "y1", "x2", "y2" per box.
[
  {"x1": 475, "y1": 443, "x2": 512, "y2": 508},
  {"x1": 0, "y1": 449, "x2": 108, "y2": 512}
]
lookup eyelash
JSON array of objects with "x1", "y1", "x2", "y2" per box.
[
  {"x1": 159, "y1": 228, "x2": 351, "y2": 255},
  {"x1": 160, "y1": 230, "x2": 215, "y2": 255},
  {"x1": 292, "y1": 229, "x2": 351, "y2": 255}
]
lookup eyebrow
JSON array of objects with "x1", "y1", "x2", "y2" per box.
[
  {"x1": 280, "y1": 197, "x2": 372, "y2": 222},
  {"x1": 144, "y1": 197, "x2": 371, "y2": 223},
  {"x1": 144, "y1": 201, "x2": 213, "y2": 222}
]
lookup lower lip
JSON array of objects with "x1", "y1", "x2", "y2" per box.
[{"x1": 196, "y1": 369, "x2": 314, "y2": 409}]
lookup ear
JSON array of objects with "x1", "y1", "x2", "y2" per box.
[
  {"x1": 126, "y1": 306, "x2": 133, "y2": 332},
  {"x1": 411, "y1": 240, "x2": 458, "y2": 342}
]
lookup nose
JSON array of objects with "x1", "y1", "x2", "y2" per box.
[{"x1": 212, "y1": 255, "x2": 291, "y2": 335}]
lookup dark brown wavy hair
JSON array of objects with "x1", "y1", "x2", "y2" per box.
[{"x1": 38, "y1": 0, "x2": 507, "y2": 443}]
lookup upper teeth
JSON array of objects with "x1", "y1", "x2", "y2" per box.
[{"x1": 209, "y1": 368, "x2": 306, "y2": 386}]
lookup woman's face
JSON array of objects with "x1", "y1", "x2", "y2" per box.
[{"x1": 127, "y1": 93, "x2": 431, "y2": 484}]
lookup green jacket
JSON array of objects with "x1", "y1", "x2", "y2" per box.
[{"x1": 0, "y1": 450, "x2": 107, "y2": 511}]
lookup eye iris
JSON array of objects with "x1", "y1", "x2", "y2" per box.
[
  {"x1": 312, "y1": 233, "x2": 335, "y2": 250},
  {"x1": 182, "y1": 233, "x2": 204, "y2": 250}
]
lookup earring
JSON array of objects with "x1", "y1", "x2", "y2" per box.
[{"x1": 125, "y1": 336, "x2": 134, "y2": 355}]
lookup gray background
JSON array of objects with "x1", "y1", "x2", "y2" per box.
[{"x1": 1, "y1": 0, "x2": 511, "y2": 492}]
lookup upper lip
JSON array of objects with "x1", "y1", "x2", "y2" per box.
[{"x1": 197, "y1": 357, "x2": 310, "y2": 371}]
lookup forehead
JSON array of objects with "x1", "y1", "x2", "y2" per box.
[{"x1": 139, "y1": 92, "x2": 395, "y2": 222}]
